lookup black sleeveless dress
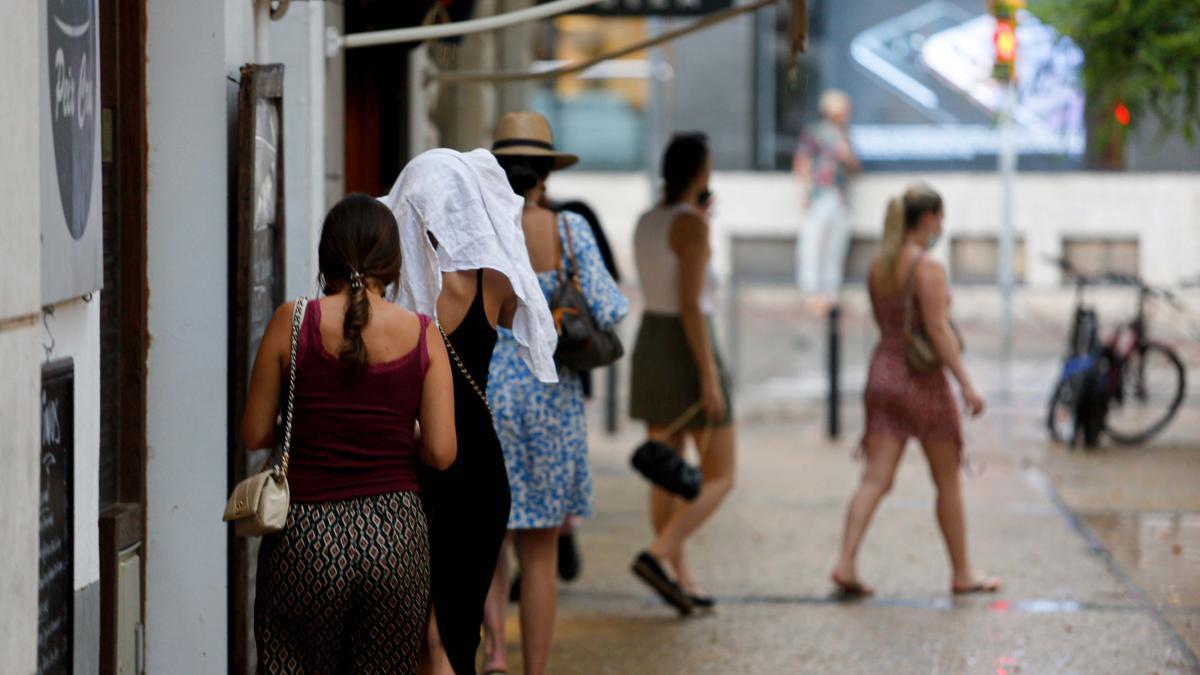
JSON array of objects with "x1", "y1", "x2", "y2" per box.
[{"x1": 419, "y1": 270, "x2": 512, "y2": 675}]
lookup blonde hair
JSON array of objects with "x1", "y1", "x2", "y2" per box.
[{"x1": 877, "y1": 183, "x2": 943, "y2": 289}]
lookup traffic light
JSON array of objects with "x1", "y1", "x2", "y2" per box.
[{"x1": 991, "y1": 0, "x2": 1024, "y2": 83}]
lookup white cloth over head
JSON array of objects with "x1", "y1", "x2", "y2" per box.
[{"x1": 380, "y1": 148, "x2": 559, "y2": 383}]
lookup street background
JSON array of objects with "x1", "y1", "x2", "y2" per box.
[{"x1": 490, "y1": 287, "x2": 1200, "y2": 673}]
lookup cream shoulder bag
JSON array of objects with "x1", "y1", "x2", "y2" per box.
[{"x1": 223, "y1": 297, "x2": 308, "y2": 537}]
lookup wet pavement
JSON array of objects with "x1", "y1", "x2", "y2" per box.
[
  {"x1": 486, "y1": 407, "x2": 1200, "y2": 673},
  {"x1": 485, "y1": 287, "x2": 1199, "y2": 672}
]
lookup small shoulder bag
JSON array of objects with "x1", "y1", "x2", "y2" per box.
[
  {"x1": 903, "y1": 256, "x2": 963, "y2": 373},
  {"x1": 550, "y1": 218, "x2": 624, "y2": 371},
  {"x1": 629, "y1": 402, "x2": 710, "y2": 501},
  {"x1": 223, "y1": 297, "x2": 307, "y2": 537}
]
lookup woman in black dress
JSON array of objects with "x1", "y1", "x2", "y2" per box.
[
  {"x1": 422, "y1": 267, "x2": 516, "y2": 675},
  {"x1": 383, "y1": 148, "x2": 560, "y2": 675}
]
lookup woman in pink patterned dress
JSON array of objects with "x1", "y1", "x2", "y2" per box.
[{"x1": 831, "y1": 184, "x2": 1000, "y2": 597}]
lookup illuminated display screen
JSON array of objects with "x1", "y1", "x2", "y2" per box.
[{"x1": 825, "y1": 0, "x2": 1085, "y2": 168}]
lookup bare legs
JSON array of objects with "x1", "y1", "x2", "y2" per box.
[
  {"x1": 833, "y1": 434, "x2": 905, "y2": 588},
  {"x1": 417, "y1": 608, "x2": 455, "y2": 675},
  {"x1": 646, "y1": 424, "x2": 737, "y2": 589},
  {"x1": 513, "y1": 528, "x2": 558, "y2": 675},
  {"x1": 834, "y1": 435, "x2": 999, "y2": 592},
  {"x1": 481, "y1": 537, "x2": 511, "y2": 674},
  {"x1": 921, "y1": 440, "x2": 998, "y2": 590}
]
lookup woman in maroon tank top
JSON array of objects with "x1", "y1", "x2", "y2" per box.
[
  {"x1": 831, "y1": 184, "x2": 1000, "y2": 598},
  {"x1": 240, "y1": 194, "x2": 456, "y2": 673}
]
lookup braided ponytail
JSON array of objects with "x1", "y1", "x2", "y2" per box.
[{"x1": 340, "y1": 270, "x2": 371, "y2": 367}]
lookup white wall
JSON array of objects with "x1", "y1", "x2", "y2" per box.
[
  {"x1": 549, "y1": 171, "x2": 1200, "y2": 289},
  {"x1": 0, "y1": 0, "x2": 43, "y2": 671},
  {"x1": 145, "y1": 0, "x2": 233, "y2": 670},
  {"x1": 40, "y1": 298, "x2": 103, "y2": 593},
  {"x1": 271, "y1": 4, "x2": 327, "y2": 298}
]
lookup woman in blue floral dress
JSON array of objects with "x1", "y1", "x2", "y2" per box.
[{"x1": 485, "y1": 112, "x2": 628, "y2": 675}]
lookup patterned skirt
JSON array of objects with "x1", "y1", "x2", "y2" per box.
[{"x1": 255, "y1": 491, "x2": 430, "y2": 674}]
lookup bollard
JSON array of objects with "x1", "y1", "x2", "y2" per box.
[
  {"x1": 605, "y1": 364, "x2": 618, "y2": 435},
  {"x1": 827, "y1": 303, "x2": 840, "y2": 439}
]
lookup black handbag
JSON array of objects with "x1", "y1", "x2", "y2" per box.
[
  {"x1": 629, "y1": 402, "x2": 708, "y2": 501},
  {"x1": 551, "y1": 221, "x2": 624, "y2": 371}
]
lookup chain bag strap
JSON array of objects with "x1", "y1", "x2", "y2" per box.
[
  {"x1": 274, "y1": 296, "x2": 308, "y2": 477},
  {"x1": 435, "y1": 320, "x2": 491, "y2": 413},
  {"x1": 223, "y1": 297, "x2": 308, "y2": 537}
]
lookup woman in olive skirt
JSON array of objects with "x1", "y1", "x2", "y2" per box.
[{"x1": 629, "y1": 132, "x2": 737, "y2": 615}]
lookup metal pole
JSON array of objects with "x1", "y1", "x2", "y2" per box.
[
  {"x1": 998, "y1": 81, "x2": 1016, "y2": 399},
  {"x1": 254, "y1": 0, "x2": 270, "y2": 63},
  {"x1": 827, "y1": 304, "x2": 840, "y2": 439},
  {"x1": 645, "y1": 18, "x2": 664, "y2": 192}
]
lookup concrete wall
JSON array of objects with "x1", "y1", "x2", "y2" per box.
[
  {"x1": 144, "y1": 0, "x2": 234, "y2": 669},
  {"x1": 271, "y1": 2, "x2": 331, "y2": 298},
  {"x1": 0, "y1": 1, "x2": 44, "y2": 672},
  {"x1": 548, "y1": 171, "x2": 1200, "y2": 289}
]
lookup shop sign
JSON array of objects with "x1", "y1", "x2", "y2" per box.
[{"x1": 41, "y1": 0, "x2": 103, "y2": 304}]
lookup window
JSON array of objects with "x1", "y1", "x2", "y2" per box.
[
  {"x1": 950, "y1": 236, "x2": 1026, "y2": 285},
  {"x1": 533, "y1": 17, "x2": 651, "y2": 170},
  {"x1": 729, "y1": 235, "x2": 796, "y2": 285},
  {"x1": 1062, "y1": 238, "x2": 1139, "y2": 278}
]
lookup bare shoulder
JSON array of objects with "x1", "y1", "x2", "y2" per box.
[
  {"x1": 914, "y1": 256, "x2": 948, "y2": 295},
  {"x1": 482, "y1": 267, "x2": 514, "y2": 295},
  {"x1": 526, "y1": 205, "x2": 556, "y2": 226},
  {"x1": 915, "y1": 255, "x2": 947, "y2": 281},
  {"x1": 668, "y1": 210, "x2": 709, "y2": 252}
]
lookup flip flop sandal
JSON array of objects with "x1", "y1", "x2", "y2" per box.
[
  {"x1": 831, "y1": 572, "x2": 875, "y2": 598},
  {"x1": 952, "y1": 575, "x2": 1003, "y2": 595}
]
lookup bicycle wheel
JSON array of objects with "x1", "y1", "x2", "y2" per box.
[
  {"x1": 1104, "y1": 342, "x2": 1186, "y2": 444},
  {"x1": 1046, "y1": 376, "x2": 1079, "y2": 446}
]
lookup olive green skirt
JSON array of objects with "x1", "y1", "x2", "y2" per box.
[{"x1": 629, "y1": 312, "x2": 734, "y2": 429}]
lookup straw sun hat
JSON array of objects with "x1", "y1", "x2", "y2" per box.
[{"x1": 491, "y1": 111, "x2": 579, "y2": 170}]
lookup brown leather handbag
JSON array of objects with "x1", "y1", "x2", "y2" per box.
[{"x1": 223, "y1": 297, "x2": 307, "y2": 537}]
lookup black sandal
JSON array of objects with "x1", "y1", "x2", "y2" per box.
[
  {"x1": 687, "y1": 593, "x2": 716, "y2": 611},
  {"x1": 631, "y1": 551, "x2": 693, "y2": 616}
]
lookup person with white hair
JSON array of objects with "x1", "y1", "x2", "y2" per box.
[{"x1": 793, "y1": 89, "x2": 861, "y2": 310}]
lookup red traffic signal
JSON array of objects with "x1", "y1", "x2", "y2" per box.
[
  {"x1": 994, "y1": 21, "x2": 1016, "y2": 63},
  {"x1": 1114, "y1": 103, "x2": 1131, "y2": 126},
  {"x1": 991, "y1": 0, "x2": 1023, "y2": 83}
]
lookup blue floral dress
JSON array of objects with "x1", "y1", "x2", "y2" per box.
[{"x1": 489, "y1": 211, "x2": 629, "y2": 529}]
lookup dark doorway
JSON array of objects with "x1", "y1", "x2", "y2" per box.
[{"x1": 98, "y1": 0, "x2": 148, "y2": 672}]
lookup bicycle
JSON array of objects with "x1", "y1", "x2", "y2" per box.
[{"x1": 1046, "y1": 256, "x2": 1187, "y2": 447}]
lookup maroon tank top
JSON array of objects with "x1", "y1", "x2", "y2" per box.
[{"x1": 285, "y1": 300, "x2": 430, "y2": 503}]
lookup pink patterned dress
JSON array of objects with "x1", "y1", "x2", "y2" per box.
[{"x1": 861, "y1": 275, "x2": 962, "y2": 453}]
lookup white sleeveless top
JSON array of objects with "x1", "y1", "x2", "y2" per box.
[{"x1": 633, "y1": 203, "x2": 720, "y2": 316}]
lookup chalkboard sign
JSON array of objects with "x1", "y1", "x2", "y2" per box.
[{"x1": 39, "y1": 360, "x2": 75, "y2": 675}]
